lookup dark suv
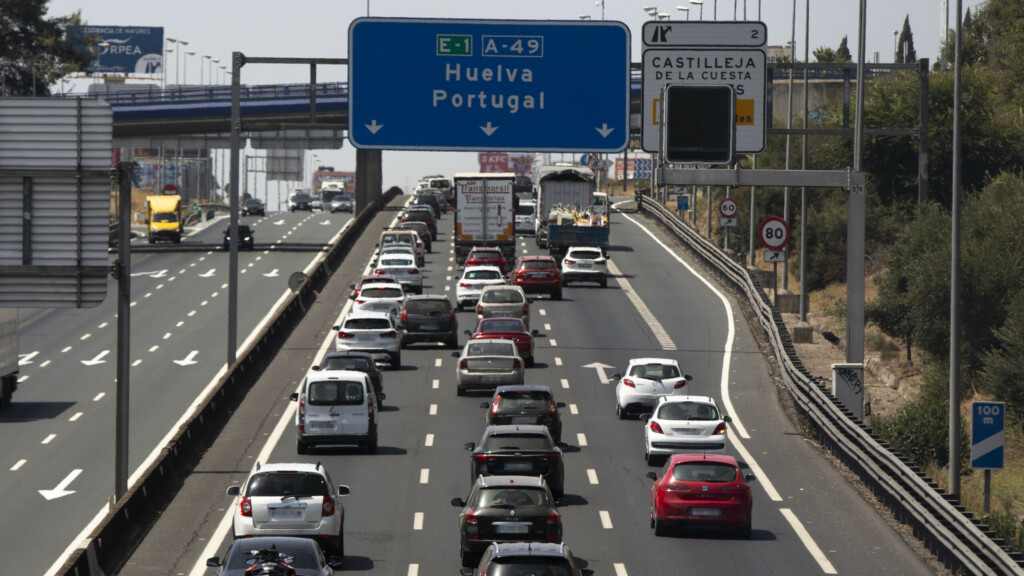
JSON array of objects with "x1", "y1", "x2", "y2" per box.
[
  {"x1": 412, "y1": 193, "x2": 441, "y2": 217},
  {"x1": 464, "y1": 425, "x2": 564, "y2": 498},
  {"x1": 223, "y1": 225, "x2": 254, "y2": 250},
  {"x1": 398, "y1": 294, "x2": 458, "y2": 348},
  {"x1": 511, "y1": 256, "x2": 562, "y2": 300},
  {"x1": 400, "y1": 208, "x2": 437, "y2": 240},
  {"x1": 460, "y1": 542, "x2": 592, "y2": 576},
  {"x1": 481, "y1": 385, "x2": 565, "y2": 443}
]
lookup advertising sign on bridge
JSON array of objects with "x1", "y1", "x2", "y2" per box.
[
  {"x1": 479, "y1": 152, "x2": 510, "y2": 173},
  {"x1": 69, "y1": 26, "x2": 164, "y2": 76}
]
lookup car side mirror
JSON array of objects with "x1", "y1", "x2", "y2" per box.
[
  {"x1": 451, "y1": 497, "x2": 466, "y2": 507},
  {"x1": 480, "y1": 402, "x2": 489, "y2": 409},
  {"x1": 464, "y1": 330, "x2": 472, "y2": 336},
  {"x1": 463, "y1": 442, "x2": 475, "y2": 451},
  {"x1": 332, "y1": 325, "x2": 340, "y2": 331},
  {"x1": 349, "y1": 284, "x2": 356, "y2": 290},
  {"x1": 289, "y1": 393, "x2": 299, "y2": 401},
  {"x1": 451, "y1": 351, "x2": 461, "y2": 358},
  {"x1": 337, "y1": 485, "x2": 351, "y2": 496},
  {"x1": 226, "y1": 485, "x2": 240, "y2": 496},
  {"x1": 639, "y1": 413, "x2": 651, "y2": 421},
  {"x1": 611, "y1": 373, "x2": 622, "y2": 380},
  {"x1": 206, "y1": 557, "x2": 221, "y2": 567},
  {"x1": 745, "y1": 474, "x2": 757, "y2": 482},
  {"x1": 723, "y1": 415, "x2": 733, "y2": 423},
  {"x1": 348, "y1": 293, "x2": 356, "y2": 300},
  {"x1": 646, "y1": 472, "x2": 658, "y2": 481},
  {"x1": 531, "y1": 329, "x2": 539, "y2": 336},
  {"x1": 555, "y1": 497, "x2": 568, "y2": 507},
  {"x1": 683, "y1": 374, "x2": 693, "y2": 381},
  {"x1": 556, "y1": 402, "x2": 566, "y2": 408},
  {"x1": 328, "y1": 556, "x2": 344, "y2": 569}
]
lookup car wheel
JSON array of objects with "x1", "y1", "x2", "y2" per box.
[
  {"x1": 456, "y1": 301, "x2": 463, "y2": 312},
  {"x1": 600, "y1": 278, "x2": 608, "y2": 288},
  {"x1": 297, "y1": 439, "x2": 309, "y2": 455},
  {"x1": 737, "y1": 522, "x2": 752, "y2": 539},
  {"x1": 653, "y1": 510, "x2": 668, "y2": 537},
  {"x1": 456, "y1": 385, "x2": 466, "y2": 397},
  {"x1": 525, "y1": 355, "x2": 535, "y2": 368},
  {"x1": 460, "y1": 543, "x2": 476, "y2": 568},
  {"x1": 390, "y1": 352, "x2": 401, "y2": 370},
  {"x1": 447, "y1": 336, "x2": 459, "y2": 349},
  {"x1": 336, "y1": 532, "x2": 345, "y2": 558},
  {"x1": 646, "y1": 450, "x2": 661, "y2": 467},
  {"x1": 366, "y1": 434, "x2": 378, "y2": 455},
  {"x1": 553, "y1": 289, "x2": 562, "y2": 301},
  {"x1": 616, "y1": 402, "x2": 626, "y2": 420}
]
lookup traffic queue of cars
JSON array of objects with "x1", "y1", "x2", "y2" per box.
[{"x1": 211, "y1": 184, "x2": 754, "y2": 575}]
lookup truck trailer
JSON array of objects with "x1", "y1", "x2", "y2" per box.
[
  {"x1": 453, "y1": 173, "x2": 516, "y2": 270},
  {"x1": 534, "y1": 165, "x2": 609, "y2": 255}
]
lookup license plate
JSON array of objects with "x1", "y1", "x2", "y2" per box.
[
  {"x1": 309, "y1": 421, "x2": 335, "y2": 430},
  {"x1": 511, "y1": 416, "x2": 536, "y2": 424},
  {"x1": 420, "y1": 324, "x2": 439, "y2": 331},
  {"x1": 578, "y1": 262, "x2": 593, "y2": 269},
  {"x1": 529, "y1": 273, "x2": 546, "y2": 278},
  {"x1": 271, "y1": 508, "x2": 304, "y2": 519},
  {"x1": 505, "y1": 461, "x2": 532, "y2": 472},
  {"x1": 691, "y1": 508, "x2": 721, "y2": 517},
  {"x1": 482, "y1": 376, "x2": 504, "y2": 383},
  {"x1": 371, "y1": 304, "x2": 391, "y2": 311},
  {"x1": 494, "y1": 523, "x2": 530, "y2": 534}
]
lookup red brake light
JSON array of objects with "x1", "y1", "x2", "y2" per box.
[
  {"x1": 373, "y1": 269, "x2": 384, "y2": 275},
  {"x1": 548, "y1": 397, "x2": 557, "y2": 413},
  {"x1": 356, "y1": 299, "x2": 366, "y2": 304},
  {"x1": 650, "y1": 420, "x2": 664, "y2": 434},
  {"x1": 622, "y1": 378, "x2": 636, "y2": 388},
  {"x1": 465, "y1": 509, "x2": 478, "y2": 526},
  {"x1": 713, "y1": 422, "x2": 727, "y2": 435},
  {"x1": 476, "y1": 304, "x2": 483, "y2": 315},
  {"x1": 513, "y1": 359, "x2": 522, "y2": 370},
  {"x1": 322, "y1": 496, "x2": 335, "y2": 516},
  {"x1": 239, "y1": 496, "x2": 252, "y2": 517},
  {"x1": 401, "y1": 310, "x2": 408, "y2": 323},
  {"x1": 382, "y1": 330, "x2": 397, "y2": 338},
  {"x1": 491, "y1": 397, "x2": 501, "y2": 414},
  {"x1": 522, "y1": 303, "x2": 529, "y2": 315},
  {"x1": 459, "y1": 283, "x2": 471, "y2": 288},
  {"x1": 450, "y1": 310, "x2": 457, "y2": 321},
  {"x1": 337, "y1": 331, "x2": 354, "y2": 338},
  {"x1": 409, "y1": 269, "x2": 419, "y2": 275},
  {"x1": 546, "y1": 509, "x2": 561, "y2": 526},
  {"x1": 459, "y1": 360, "x2": 468, "y2": 370},
  {"x1": 674, "y1": 380, "x2": 687, "y2": 389},
  {"x1": 473, "y1": 454, "x2": 487, "y2": 464},
  {"x1": 564, "y1": 259, "x2": 576, "y2": 265}
]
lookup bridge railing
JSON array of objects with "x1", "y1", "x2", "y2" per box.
[{"x1": 64, "y1": 82, "x2": 349, "y2": 106}]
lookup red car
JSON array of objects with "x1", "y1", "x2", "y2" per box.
[
  {"x1": 349, "y1": 274, "x2": 399, "y2": 299},
  {"x1": 465, "y1": 246, "x2": 507, "y2": 275},
  {"x1": 511, "y1": 255, "x2": 562, "y2": 300},
  {"x1": 646, "y1": 454, "x2": 754, "y2": 538},
  {"x1": 467, "y1": 317, "x2": 538, "y2": 367}
]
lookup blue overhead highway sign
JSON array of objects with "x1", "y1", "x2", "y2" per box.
[
  {"x1": 971, "y1": 401, "x2": 1005, "y2": 470},
  {"x1": 348, "y1": 18, "x2": 630, "y2": 152}
]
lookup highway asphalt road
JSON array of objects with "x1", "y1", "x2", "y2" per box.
[
  {"x1": 116, "y1": 201, "x2": 937, "y2": 575},
  {"x1": 0, "y1": 208, "x2": 355, "y2": 576}
]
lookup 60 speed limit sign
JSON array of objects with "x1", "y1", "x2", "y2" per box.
[
  {"x1": 718, "y1": 198, "x2": 738, "y2": 218},
  {"x1": 759, "y1": 217, "x2": 790, "y2": 250}
]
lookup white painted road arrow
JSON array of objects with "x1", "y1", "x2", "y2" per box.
[
  {"x1": 18, "y1": 351, "x2": 39, "y2": 366},
  {"x1": 480, "y1": 122, "x2": 499, "y2": 136},
  {"x1": 174, "y1": 351, "x2": 199, "y2": 366},
  {"x1": 319, "y1": 220, "x2": 332, "y2": 226},
  {"x1": 583, "y1": 361, "x2": 616, "y2": 384},
  {"x1": 40, "y1": 469, "x2": 82, "y2": 500},
  {"x1": 81, "y1": 350, "x2": 110, "y2": 366},
  {"x1": 366, "y1": 119, "x2": 383, "y2": 134},
  {"x1": 273, "y1": 220, "x2": 285, "y2": 226},
  {"x1": 263, "y1": 269, "x2": 280, "y2": 278},
  {"x1": 198, "y1": 269, "x2": 217, "y2": 278},
  {"x1": 596, "y1": 123, "x2": 615, "y2": 138},
  {"x1": 129, "y1": 269, "x2": 168, "y2": 278}
]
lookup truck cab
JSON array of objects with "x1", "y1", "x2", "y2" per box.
[{"x1": 146, "y1": 195, "x2": 184, "y2": 244}]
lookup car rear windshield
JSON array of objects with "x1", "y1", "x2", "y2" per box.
[
  {"x1": 320, "y1": 356, "x2": 374, "y2": 372},
  {"x1": 487, "y1": 559, "x2": 572, "y2": 576},
  {"x1": 466, "y1": 342, "x2": 515, "y2": 357},
  {"x1": 307, "y1": 380, "x2": 365, "y2": 406},
  {"x1": 629, "y1": 363, "x2": 680, "y2": 379},
  {"x1": 380, "y1": 258, "x2": 414, "y2": 267},
  {"x1": 569, "y1": 249, "x2": 602, "y2": 260},
  {"x1": 406, "y1": 299, "x2": 451, "y2": 314},
  {"x1": 344, "y1": 318, "x2": 392, "y2": 330},
  {"x1": 481, "y1": 290, "x2": 523, "y2": 304},
  {"x1": 473, "y1": 487, "x2": 549, "y2": 508},
  {"x1": 403, "y1": 211, "x2": 431, "y2": 221},
  {"x1": 671, "y1": 462, "x2": 738, "y2": 483},
  {"x1": 658, "y1": 402, "x2": 718, "y2": 421},
  {"x1": 292, "y1": 194, "x2": 311, "y2": 202},
  {"x1": 362, "y1": 287, "x2": 403, "y2": 298},
  {"x1": 465, "y1": 269, "x2": 501, "y2": 280},
  {"x1": 520, "y1": 260, "x2": 555, "y2": 271},
  {"x1": 382, "y1": 233, "x2": 414, "y2": 244},
  {"x1": 471, "y1": 250, "x2": 502, "y2": 260},
  {"x1": 481, "y1": 319, "x2": 524, "y2": 332},
  {"x1": 227, "y1": 544, "x2": 316, "y2": 570},
  {"x1": 497, "y1": 391, "x2": 552, "y2": 410},
  {"x1": 246, "y1": 471, "x2": 329, "y2": 497},
  {"x1": 516, "y1": 205, "x2": 536, "y2": 216},
  {"x1": 482, "y1": 433, "x2": 554, "y2": 451}
]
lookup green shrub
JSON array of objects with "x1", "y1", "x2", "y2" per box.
[
  {"x1": 981, "y1": 509, "x2": 1024, "y2": 554},
  {"x1": 875, "y1": 395, "x2": 969, "y2": 472}
]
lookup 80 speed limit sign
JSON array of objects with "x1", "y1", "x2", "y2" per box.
[
  {"x1": 759, "y1": 217, "x2": 790, "y2": 250},
  {"x1": 718, "y1": 198, "x2": 738, "y2": 218}
]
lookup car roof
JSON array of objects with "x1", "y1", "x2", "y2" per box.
[
  {"x1": 405, "y1": 294, "x2": 449, "y2": 301},
  {"x1": 307, "y1": 369, "x2": 369, "y2": 382},
  {"x1": 463, "y1": 338, "x2": 518, "y2": 351},
  {"x1": 484, "y1": 424, "x2": 550, "y2": 435},
  {"x1": 377, "y1": 254, "x2": 415, "y2": 263},
  {"x1": 227, "y1": 536, "x2": 319, "y2": 552},
  {"x1": 462, "y1": 265, "x2": 502, "y2": 275},
  {"x1": 359, "y1": 282, "x2": 404, "y2": 292},
  {"x1": 252, "y1": 462, "x2": 327, "y2": 474},
  {"x1": 667, "y1": 453, "x2": 739, "y2": 466},
  {"x1": 478, "y1": 317, "x2": 526, "y2": 329},
  {"x1": 566, "y1": 246, "x2": 603, "y2": 253},
  {"x1": 627, "y1": 357, "x2": 680, "y2": 366},
  {"x1": 657, "y1": 394, "x2": 716, "y2": 406},
  {"x1": 469, "y1": 246, "x2": 502, "y2": 252},
  {"x1": 319, "y1": 351, "x2": 374, "y2": 360},
  {"x1": 518, "y1": 255, "x2": 556, "y2": 262},
  {"x1": 489, "y1": 542, "x2": 570, "y2": 558},
  {"x1": 359, "y1": 274, "x2": 397, "y2": 282},
  {"x1": 480, "y1": 285, "x2": 525, "y2": 294},
  {"x1": 344, "y1": 310, "x2": 394, "y2": 320},
  {"x1": 475, "y1": 475, "x2": 547, "y2": 488},
  {"x1": 494, "y1": 384, "x2": 553, "y2": 395}
]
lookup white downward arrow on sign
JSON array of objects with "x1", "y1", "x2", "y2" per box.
[
  {"x1": 199, "y1": 269, "x2": 217, "y2": 278},
  {"x1": 480, "y1": 122, "x2": 499, "y2": 136},
  {"x1": 40, "y1": 469, "x2": 83, "y2": 500},
  {"x1": 263, "y1": 269, "x2": 280, "y2": 278},
  {"x1": 174, "y1": 351, "x2": 199, "y2": 366},
  {"x1": 81, "y1": 350, "x2": 110, "y2": 366},
  {"x1": 596, "y1": 123, "x2": 615, "y2": 138},
  {"x1": 366, "y1": 120, "x2": 383, "y2": 134},
  {"x1": 583, "y1": 361, "x2": 616, "y2": 384}
]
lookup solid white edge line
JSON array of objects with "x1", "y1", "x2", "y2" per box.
[{"x1": 780, "y1": 508, "x2": 838, "y2": 574}]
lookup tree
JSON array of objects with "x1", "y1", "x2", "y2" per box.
[
  {"x1": 896, "y1": 15, "x2": 918, "y2": 64},
  {"x1": 813, "y1": 36, "x2": 852, "y2": 64},
  {"x1": 836, "y1": 36, "x2": 853, "y2": 63},
  {"x1": 0, "y1": 0, "x2": 90, "y2": 96}
]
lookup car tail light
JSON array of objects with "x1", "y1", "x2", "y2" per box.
[
  {"x1": 239, "y1": 496, "x2": 252, "y2": 517},
  {"x1": 374, "y1": 269, "x2": 384, "y2": 275},
  {"x1": 546, "y1": 510, "x2": 562, "y2": 540},
  {"x1": 337, "y1": 331, "x2": 354, "y2": 339},
  {"x1": 513, "y1": 359, "x2": 522, "y2": 370},
  {"x1": 459, "y1": 282, "x2": 471, "y2": 288},
  {"x1": 298, "y1": 395, "x2": 306, "y2": 432},
  {"x1": 356, "y1": 299, "x2": 366, "y2": 304},
  {"x1": 473, "y1": 454, "x2": 489, "y2": 464},
  {"x1": 401, "y1": 310, "x2": 408, "y2": 323},
  {"x1": 713, "y1": 422, "x2": 727, "y2": 435},
  {"x1": 674, "y1": 379, "x2": 687, "y2": 389},
  {"x1": 649, "y1": 420, "x2": 664, "y2": 434},
  {"x1": 622, "y1": 378, "x2": 636, "y2": 388},
  {"x1": 667, "y1": 482, "x2": 692, "y2": 492},
  {"x1": 564, "y1": 259, "x2": 576, "y2": 265},
  {"x1": 597, "y1": 259, "x2": 607, "y2": 266},
  {"x1": 548, "y1": 398, "x2": 557, "y2": 414},
  {"x1": 522, "y1": 303, "x2": 529, "y2": 315},
  {"x1": 476, "y1": 304, "x2": 483, "y2": 315},
  {"x1": 459, "y1": 360, "x2": 468, "y2": 370},
  {"x1": 382, "y1": 330, "x2": 397, "y2": 338},
  {"x1": 465, "y1": 509, "x2": 479, "y2": 539},
  {"x1": 491, "y1": 397, "x2": 501, "y2": 414},
  {"x1": 449, "y1": 310, "x2": 457, "y2": 321},
  {"x1": 322, "y1": 496, "x2": 335, "y2": 516},
  {"x1": 409, "y1": 269, "x2": 419, "y2": 275}
]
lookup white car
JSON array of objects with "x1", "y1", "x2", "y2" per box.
[
  {"x1": 642, "y1": 395, "x2": 730, "y2": 465},
  {"x1": 352, "y1": 282, "x2": 406, "y2": 317},
  {"x1": 290, "y1": 370, "x2": 379, "y2": 454},
  {"x1": 226, "y1": 462, "x2": 350, "y2": 555},
  {"x1": 612, "y1": 358, "x2": 690, "y2": 419},
  {"x1": 455, "y1": 265, "x2": 505, "y2": 311},
  {"x1": 515, "y1": 201, "x2": 537, "y2": 235},
  {"x1": 561, "y1": 246, "x2": 608, "y2": 287},
  {"x1": 334, "y1": 311, "x2": 402, "y2": 369},
  {"x1": 374, "y1": 253, "x2": 423, "y2": 295},
  {"x1": 377, "y1": 243, "x2": 420, "y2": 267}
]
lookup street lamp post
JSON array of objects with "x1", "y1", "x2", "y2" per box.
[
  {"x1": 676, "y1": 6, "x2": 691, "y2": 19},
  {"x1": 642, "y1": 6, "x2": 658, "y2": 18},
  {"x1": 595, "y1": 0, "x2": 605, "y2": 20},
  {"x1": 690, "y1": 0, "x2": 704, "y2": 20},
  {"x1": 893, "y1": 29, "x2": 899, "y2": 62},
  {"x1": 202, "y1": 54, "x2": 211, "y2": 85},
  {"x1": 657, "y1": 12, "x2": 670, "y2": 20},
  {"x1": 185, "y1": 50, "x2": 195, "y2": 84}
]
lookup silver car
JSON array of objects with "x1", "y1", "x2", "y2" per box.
[
  {"x1": 456, "y1": 265, "x2": 506, "y2": 311},
  {"x1": 334, "y1": 311, "x2": 402, "y2": 369},
  {"x1": 374, "y1": 253, "x2": 423, "y2": 295},
  {"x1": 453, "y1": 338, "x2": 524, "y2": 396},
  {"x1": 476, "y1": 285, "x2": 530, "y2": 329},
  {"x1": 352, "y1": 282, "x2": 406, "y2": 318}
]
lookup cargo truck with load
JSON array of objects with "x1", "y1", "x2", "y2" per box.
[
  {"x1": 453, "y1": 173, "x2": 516, "y2": 271},
  {"x1": 145, "y1": 194, "x2": 184, "y2": 244},
  {"x1": 534, "y1": 165, "x2": 609, "y2": 256}
]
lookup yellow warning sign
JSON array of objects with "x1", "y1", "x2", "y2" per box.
[{"x1": 735, "y1": 99, "x2": 754, "y2": 126}]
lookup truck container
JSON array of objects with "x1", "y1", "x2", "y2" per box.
[
  {"x1": 0, "y1": 309, "x2": 18, "y2": 409},
  {"x1": 145, "y1": 195, "x2": 184, "y2": 244},
  {"x1": 535, "y1": 166, "x2": 609, "y2": 255},
  {"x1": 453, "y1": 173, "x2": 516, "y2": 270}
]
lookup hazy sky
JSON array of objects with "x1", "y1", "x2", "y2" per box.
[{"x1": 50, "y1": 0, "x2": 985, "y2": 195}]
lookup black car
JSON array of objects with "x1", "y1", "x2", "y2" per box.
[
  {"x1": 464, "y1": 425, "x2": 565, "y2": 498},
  {"x1": 289, "y1": 193, "x2": 313, "y2": 212},
  {"x1": 412, "y1": 192, "x2": 442, "y2": 217},
  {"x1": 223, "y1": 225, "x2": 254, "y2": 250},
  {"x1": 398, "y1": 294, "x2": 458, "y2": 348},
  {"x1": 395, "y1": 221, "x2": 432, "y2": 252},
  {"x1": 241, "y1": 198, "x2": 265, "y2": 217},
  {"x1": 207, "y1": 536, "x2": 342, "y2": 575},
  {"x1": 400, "y1": 207, "x2": 437, "y2": 240},
  {"x1": 314, "y1": 351, "x2": 384, "y2": 405},
  {"x1": 482, "y1": 386, "x2": 565, "y2": 443},
  {"x1": 451, "y1": 475, "x2": 565, "y2": 567},
  {"x1": 460, "y1": 542, "x2": 592, "y2": 576}
]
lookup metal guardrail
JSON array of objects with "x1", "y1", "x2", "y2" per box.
[
  {"x1": 636, "y1": 194, "x2": 1023, "y2": 576},
  {"x1": 65, "y1": 82, "x2": 349, "y2": 106}
]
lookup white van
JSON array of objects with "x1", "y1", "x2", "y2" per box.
[
  {"x1": 290, "y1": 370, "x2": 378, "y2": 454},
  {"x1": 592, "y1": 192, "x2": 610, "y2": 222}
]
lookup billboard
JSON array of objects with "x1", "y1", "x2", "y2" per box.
[
  {"x1": 478, "y1": 153, "x2": 509, "y2": 173},
  {"x1": 615, "y1": 157, "x2": 656, "y2": 180},
  {"x1": 69, "y1": 26, "x2": 164, "y2": 75},
  {"x1": 509, "y1": 154, "x2": 536, "y2": 177},
  {"x1": 314, "y1": 171, "x2": 356, "y2": 193}
]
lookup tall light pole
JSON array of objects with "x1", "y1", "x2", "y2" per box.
[
  {"x1": 219, "y1": 64, "x2": 226, "y2": 84},
  {"x1": 893, "y1": 29, "x2": 899, "y2": 62},
  {"x1": 657, "y1": 12, "x2": 670, "y2": 20},
  {"x1": 212, "y1": 58, "x2": 221, "y2": 84},
  {"x1": 676, "y1": 5, "x2": 691, "y2": 19},
  {"x1": 642, "y1": 6, "x2": 658, "y2": 19},
  {"x1": 690, "y1": 0, "x2": 704, "y2": 20},
  {"x1": 184, "y1": 50, "x2": 195, "y2": 85},
  {"x1": 202, "y1": 54, "x2": 211, "y2": 85},
  {"x1": 596, "y1": 0, "x2": 605, "y2": 20}
]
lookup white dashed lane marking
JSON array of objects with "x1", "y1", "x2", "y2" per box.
[
  {"x1": 599, "y1": 510, "x2": 613, "y2": 529},
  {"x1": 429, "y1": 404, "x2": 437, "y2": 415},
  {"x1": 11, "y1": 459, "x2": 26, "y2": 471},
  {"x1": 569, "y1": 404, "x2": 578, "y2": 414},
  {"x1": 41, "y1": 434, "x2": 56, "y2": 444},
  {"x1": 614, "y1": 564, "x2": 628, "y2": 576},
  {"x1": 605, "y1": 259, "x2": 676, "y2": 350},
  {"x1": 93, "y1": 393, "x2": 105, "y2": 401},
  {"x1": 425, "y1": 434, "x2": 434, "y2": 447},
  {"x1": 561, "y1": 378, "x2": 569, "y2": 389},
  {"x1": 413, "y1": 512, "x2": 424, "y2": 530},
  {"x1": 587, "y1": 469, "x2": 599, "y2": 484},
  {"x1": 544, "y1": 323, "x2": 551, "y2": 331},
  {"x1": 432, "y1": 379, "x2": 439, "y2": 389},
  {"x1": 434, "y1": 358, "x2": 442, "y2": 367},
  {"x1": 550, "y1": 339, "x2": 558, "y2": 347},
  {"x1": 577, "y1": 433, "x2": 587, "y2": 447},
  {"x1": 69, "y1": 412, "x2": 83, "y2": 422},
  {"x1": 408, "y1": 565, "x2": 419, "y2": 576},
  {"x1": 555, "y1": 357, "x2": 563, "y2": 366},
  {"x1": 419, "y1": 469, "x2": 429, "y2": 484}
]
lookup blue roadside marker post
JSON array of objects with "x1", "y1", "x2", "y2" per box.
[{"x1": 970, "y1": 401, "x2": 1005, "y2": 514}]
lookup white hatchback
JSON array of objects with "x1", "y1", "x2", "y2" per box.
[
  {"x1": 352, "y1": 282, "x2": 406, "y2": 318},
  {"x1": 612, "y1": 358, "x2": 690, "y2": 419},
  {"x1": 334, "y1": 311, "x2": 402, "y2": 369},
  {"x1": 642, "y1": 395, "x2": 730, "y2": 465},
  {"x1": 374, "y1": 253, "x2": 423, "y2": 295},
  {"x1": 561, "y1": 246, "x2": 608, "y2": 287},
  {"x1": 455, "y1": 265, "x2": 505, "y2": 311}
]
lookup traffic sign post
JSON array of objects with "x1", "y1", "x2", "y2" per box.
[
  {"x1": 349, "y1": 18, "x2": 631, "y2": 152},
  {"x1": 758, "y1": 217, "x2": 790, "y2": 305},
  {"x1": 972, "y1": 401, "x2": 1005, "y2": 514},
  {"x1": 718, "y1": 198, "x2": 738, "y2": 218}
]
